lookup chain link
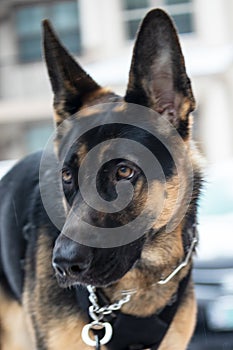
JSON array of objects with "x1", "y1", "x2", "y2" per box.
[{"x1": 87, "y1": 285, "x2": 134, "y2": 321}]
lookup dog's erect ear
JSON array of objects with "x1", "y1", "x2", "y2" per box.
[
  {"x1": 43, "y1": 20, "x2": 100, "y2": 124},
  {"x1": 125, "y1": 9, "x2": 195, "y2": 135}
]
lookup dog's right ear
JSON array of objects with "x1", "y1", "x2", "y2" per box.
[
  {"x1": 125, "y1": 9, "x2": 195, "y2": 136},
  {"x1": 43, "y1": 20, "x2": 100, "y2": 125}
]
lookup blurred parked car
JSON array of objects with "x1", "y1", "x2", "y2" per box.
[
  {"x1": 1, "y1": 158, "x2": 233, "y2": 349},
  {"x1": 190, "y1": 160, "x2": 233, "y2": 350}
]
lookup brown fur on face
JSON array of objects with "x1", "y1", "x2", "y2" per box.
[{"x1": 103, "y1": 223, "x2": 188, "y2": 316}]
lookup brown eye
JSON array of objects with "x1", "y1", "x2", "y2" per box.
[
  {"x1": 62, "y1": 168, "x2": 73, "y2": 184},
  {"x1": 116, "y1": 165, "x2": 134, "y2": 180}
]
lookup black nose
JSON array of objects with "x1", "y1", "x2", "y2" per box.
[
  {"x1": 52, "y1": 235, "x2": 92, "y2": 278},
  {"x1": 52, "y1": 258, "x2": 90, "y2": 278}
]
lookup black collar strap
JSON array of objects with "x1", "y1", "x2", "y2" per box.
[{"x1": 75, "y1": 269, "x2": 191, "y2": 350}]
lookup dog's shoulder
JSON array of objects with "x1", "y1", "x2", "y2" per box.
[
  {"x1": 0, "y1": 150, "x2": 42, "y2": 194},
  {"x1": 0, "y1": 150, "x2": 43, "y2": 230},
  {"x1": 0, "y1": 151, "x2": 47, "y2": 300}
]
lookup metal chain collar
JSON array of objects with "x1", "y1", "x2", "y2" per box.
[
  {"x1": 81, "y1": 285, "x2": 134, "y2": 348},
  {"x1": 81, "y1": 225, "x2": 198, "y2": 348},
  {"x1": 157, "y1": 226, "x2": 198, "y2": 285},
  {"x1": 87, "y1": 285, "x2": 134, "y2": 321}
]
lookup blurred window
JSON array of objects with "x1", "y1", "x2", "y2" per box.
[
  {"x1": 0, "y1": 121, "x2": 53, "y2": 160},
  {"x1": 25, "y1": 123, "x2": 53, "y2": 153},
  {"x1": 164, "y1": 0, "x2": 194, "y2": 34},
  {"x1": 15, "y1": 0, "x2": 81, "y2": 63},
  {"x1": 122, "y1": 0, "x2": 194, "y2": 40},
  {"x1": 122, "y1": 0, "x2": 150, "y2": 40}
]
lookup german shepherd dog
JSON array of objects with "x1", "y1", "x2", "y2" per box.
[{"x1": 0, "y1": 9, "x2": 202, "y2": 350}]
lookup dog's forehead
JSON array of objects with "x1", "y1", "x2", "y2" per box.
[
  {"x1": 60, "y1": 101, "x2": 175, "y2": 180},
  {"x1": 64, "y1": 102, "x2": 132, "y2": 150},
  {"x1": 61, "y1": 117, "x2": 175, "y2": 184},
  {"x1": 76, "y1": 101, "x2": 127, "y2": 121}
]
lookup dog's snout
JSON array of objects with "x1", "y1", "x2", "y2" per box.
[
  {"x1": 52, "y1": 262, "x2": 67, "y2": 277},
  {"x1": 52, "y1": 258, "x2": 89, "y2": 278},
  {"x1": 52, "y1": 236, "x2": 92, "y2": 280}
]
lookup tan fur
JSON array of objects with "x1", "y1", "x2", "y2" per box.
[
  {"x1": 104, "y1": 224, "x2": 188, "y2": 317},
  {"x1": 77, "y1": 143, "x2": 88, "y2": 166},
  {"x1": 148, "y1": 178, "x2": 180, "y2": 231},
  {"x1": 75, "y1": 105, "x2": 104, "y2": 119},
  {"x1": 112, "y1": 102, "x2": 128, "y2": 113},
  {"x1": 0, "y1": 287, "x2": 33, "y2": 350},
  {"x1": 159, "y1": 282, "x2": 197, "y2": 350},
  {"x1": 23, "y1": 233, "x2": 57, "y2": 339},
  {"x1": 141, "y1": 224, "x2": 184, "y2": 269},
  {"x1": 53, "y1": 87, "x2": 115, "y2": 125},
  {"x1": 47, "y1": 311, "x2": 110, "y2": 350},
  {"x1": 53, "y1": 111, "x2": 64, "y2": 126},
  {"x1": 82, "y1": 87, "x2": 115, "y2": 108},
  {"x1": 47, "y1": 317, "x2": 92, "y2": 350}
]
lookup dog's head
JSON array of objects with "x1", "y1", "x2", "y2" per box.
[{"x1": 43, "y1": 9, "x2": 196, "y2": 288}]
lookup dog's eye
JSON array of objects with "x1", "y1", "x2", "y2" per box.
[
  {"x1": 62, "y1": 168, "x2": 73, "y2": 184},
  {"x1": 116, "y1": 165, "x2": 135, "y2": 180}
]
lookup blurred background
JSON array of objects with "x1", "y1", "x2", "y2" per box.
[
  {"x1": 0, "y1": 1, "x2": 233, "y2": 349},
  {"x1": 0, "y1": 0, "x2": 233, "y2": 163}
]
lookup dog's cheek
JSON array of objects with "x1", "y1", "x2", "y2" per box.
[
  {"x1": 101, "y1": 239, "x2": 145, "y2": 285},
  {"x1": 122, "y1": 237, "x2": 146, "y2": 267},
  {"x1": 97, "y1": 239, "x2": 145, "y2": 283}
]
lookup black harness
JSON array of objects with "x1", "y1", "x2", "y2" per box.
[{"x1": 75, "y1": 270, "x2": 191, "y2": 350}]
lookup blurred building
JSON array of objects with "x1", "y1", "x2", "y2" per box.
[{"x1": 0, "y1": 0, "x2": 232, "y2": 162}]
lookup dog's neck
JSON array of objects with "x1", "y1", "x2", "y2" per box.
[{"x1": 103, "y1": 223, "x2": 194, "y2": 317}]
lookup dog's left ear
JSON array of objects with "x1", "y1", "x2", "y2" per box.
[
  {"x1": 43, "y1": 20, "x2": 100, "y2": 125},
  {"x1": 125, "y1": 9, "x2": 195, "y2": 136}
]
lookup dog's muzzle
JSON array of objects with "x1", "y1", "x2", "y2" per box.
[{"x1": 52, "y1": 234, "x2": 92, "y2": 281}]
